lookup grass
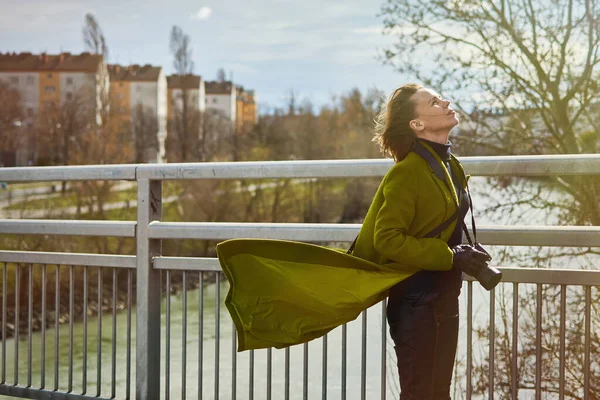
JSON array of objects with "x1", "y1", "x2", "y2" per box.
[
  {"x1": 5, "y1": 187, "x2": 137, "y2": 211},
  {"x1": 3, "y1": 182, "x2": 58, "y2": 190},
  {"x1": 4, "y1": 181, "x2": 180, "y2": 212}
]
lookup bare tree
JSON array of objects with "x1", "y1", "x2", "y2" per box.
[
  {"x1": 380, "y1": 0, "x2": 600, "y2": 155},
  {"x1": 200, "y1": 109, "x2": 231, "y2": 161},
  {"x1": 132, "y1": 103, "x2": 159, "y2": 163},
  {"x1": 170, "y1": 26, "x2": 194, "y2": 76},
  {"x1": 76, "y1": 13, "x2": 126, "y2": 223},
  {"x1": 168, "y1": 25, "x2": 199, "y2": 162},
  {"x1": 379, "y1": 0, "x2": 600, "y2": 396},
  {"x1": 82, "y1": 13, "x2": 110, "y2": 126},
  {"x1": 83, "y1": 13, "x2": 108, "y2": 59},
  {"x1": 0, "y1": 82, "x2": 24, "y2": 166},
  {"x1": 216, "y1": 68, "x2": 226, "y2": 82},
  {"x1": 37, "y1": 90, "x2": 96, "y2": 193}
]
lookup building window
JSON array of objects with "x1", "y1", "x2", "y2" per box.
[
  {"x1": 27, "y1": 108, "x2": 34, "y2": 117},
  {"x1": 66, "y1": 77, "x2": 73, "y2": 85},
  {"x1": 66, "y1": 92, "x2": 73, "y2": 101},
  {"x1": 118, "y1": 93, "x2": 125, "y2": 100},
  {"x1": 212, "y1": 98, "x2": 218, "y2": 104},
  {"x1": 47, "y1": 73, "x2": 53, "y2": 78},
  {"x1": 44, "y1": 86, "x2": 56, "y2": 93},
  {"x1": 9, "y1": 76, "x2": 18, "y2": 85},
  {"x1": 27, "y1": 76, "x2": 34, "y2": 85},
  {"x1": 119, "y1": 82, "x2": 124, "y2": 87}
]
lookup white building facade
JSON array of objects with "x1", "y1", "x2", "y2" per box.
[
  {"x1": 167, "y1": 74, "x2": 206, "y2": 115},
  {"x1": 0, "y1": 52, "x2": 107, "y2": 165},
  {"x1": 108, "y1": 64, "x2": 167, "y2": 163},
  {"x1": 205, "y1": 80, "x2": 236, "y2": 122}
]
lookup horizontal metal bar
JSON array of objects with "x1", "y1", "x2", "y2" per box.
[
  {"x1": 0, "y1": 251, "x2": 136, "y2": 268},
  {"x1": 153, "y1": 257, "x2": 222, "y2": 271},
  {"x1": 0, "y1": 165, "x2": 136, "y2": 182},
  {"x1": 148, "y1": 221, "x2": 361, "y2": 241},
  {"x1": 4, "y1": 219, "x2": 597, "y2": 247},
  {"x1": 460, "y1": 154, "x2": 600, "y2": 176},
  {"x1": 0, "y1": 219, "x2": 136, "y2": 237},
  {"x1": 0, "y1": 384, "x2": 113, "y2": 400},
  {"x1": 137, "y1": 159, "x2": 393, "y2": 180},
  {"x1": 135, "y1": 154, "x2": 600, "y2": 180},
  {"x1": 0, "y1": 155, "x2": 598, "y2": 183},
  {"x1": 473, "y1": 225, "x2": 600, "y2": 247},
  {"x1": 154, "y1": 256, "x2": 600, "y2": 286},
  {"x1": 148, "y1": 222, "x2": 600, "y2": 247},
  {"x1": 464, "y1": 268, "x2": 600, "y2": 286}
]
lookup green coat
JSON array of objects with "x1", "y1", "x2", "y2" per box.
[{"x1": 217, "y1": 142, "x2": 468, "y2": 351}]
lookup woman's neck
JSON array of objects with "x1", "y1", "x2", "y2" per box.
[{"x1": 417, "y1": 131, "x2": 450, "y2": 145}]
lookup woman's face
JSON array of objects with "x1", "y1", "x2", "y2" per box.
[{"x1": 409, "y1": 88, "x2": 459, "y2": 134}]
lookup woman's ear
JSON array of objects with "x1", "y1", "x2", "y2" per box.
[{"x1": 409, "y1": 119, "x2": 423, "y2": 132}]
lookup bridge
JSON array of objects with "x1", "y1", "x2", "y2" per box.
[{"x1": 0, "y1": 155, "x2": 599, "y2": 399}]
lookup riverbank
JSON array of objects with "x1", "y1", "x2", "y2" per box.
[{"x1": 1, "y1": 269, "x2": 219, "y2": 340}]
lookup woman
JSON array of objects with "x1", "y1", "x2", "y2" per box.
[
  {"x1": 350, "y1": 83, "x2": 491, "y2": 399},
  {"x1": 217, "y1": 83, "x2": 494, "y2": 394}
]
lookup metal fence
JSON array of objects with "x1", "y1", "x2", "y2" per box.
[{"x1": 0, "y1": 155, "x2": 599, "y2": 399}]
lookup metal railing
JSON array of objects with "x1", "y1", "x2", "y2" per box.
[{"x1": 0, "y1": 154, "x2": 599, "y2": 399}]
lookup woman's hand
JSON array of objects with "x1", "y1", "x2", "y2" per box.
[
  {"x1": 451, "y1": 244, "x2": 501, "y2": 290},
  {"x1": 451, "y1": 244, "x2": 491, "y2": 274}
]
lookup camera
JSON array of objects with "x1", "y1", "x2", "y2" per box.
[{"x1": 466, "y1": 243, "x2": 502, "y2": 291}]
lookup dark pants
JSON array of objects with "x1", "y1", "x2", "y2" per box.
[{"x1": 387, "y1": 291, "x2": 459, "y2": 400}]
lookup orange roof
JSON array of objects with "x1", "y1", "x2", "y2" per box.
[
  {"x1": 0, "y1": 52, "x2": 103, "y2": 72},
  {"x1": 167, "y1": 74, "x2": 202, "y2": 89},
  {"x1": 107, "y1": 64, "x2": 162, "y2": 82}
]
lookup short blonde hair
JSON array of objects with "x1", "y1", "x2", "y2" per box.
[{"x1": 372, "y1": 83, "x2": 422, "y2": 162}]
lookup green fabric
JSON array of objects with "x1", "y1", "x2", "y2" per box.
[
  {"x1": 352, "y1": 144, "x2": 467, "y2": 270},
  {"x1": 217, "y1": 143, "x2": 468, "y2": 351},
  {"x1": 217, "y1": 239, "x2": 412, "y2": 351}
]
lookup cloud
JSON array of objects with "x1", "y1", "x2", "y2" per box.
[
  {"x1": 352, "y1": 26, "x2": 383, "y2": 34},
  {"x1": 191, "y1": 7, "x2": 212, "y2": 21}
]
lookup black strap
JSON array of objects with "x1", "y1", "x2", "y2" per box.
[
  {"x1": 347, "y1": 236, "x2": 358, "y2": 254},
  {"x1": 413, "y1": 142, "x2": 453, "y2": 194},
  {"x1": 347, "y1": 142, "x2": 463, "y2": 255},
  {"x1": 462, "y1": 182, "x2": 477, "y2": 245}
]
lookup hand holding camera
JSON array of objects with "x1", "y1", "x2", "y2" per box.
[{"x1": 451, "y1": 243, "x2": 502, "y2": 290}]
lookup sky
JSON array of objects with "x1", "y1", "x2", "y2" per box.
[{"x1": 0, "y1": 0, "x2": 409, "y2": 112}]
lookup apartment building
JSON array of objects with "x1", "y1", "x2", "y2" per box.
[
  {"x1": 0, "y1": 51, "x2": 107, "y2": 165},
  {"x1": 0, "y1": 52, "x2": 257, "y2": 165},
  {"x1": 235, "y1": 86, "x2": 257, "y2": 135},
  {"x1": 107, "y1": 64, "x2": 167, "y2": 163},
  {"x1": 205, "y1": 80, "x2": 236, "y2": 123},
  {"x1": 204, "y1": 80, "x2": 258, "y2": 135},
  {"x1": 167, "y1": 74, "x2": 205, "y2": 120}
]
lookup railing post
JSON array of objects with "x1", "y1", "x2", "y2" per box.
[{"x1": 136, "y1": 179, "x2": 162, "y2": 399}]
